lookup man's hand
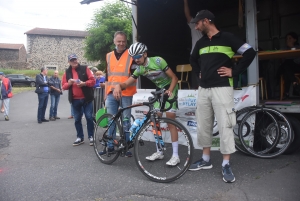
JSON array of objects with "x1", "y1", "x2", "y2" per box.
[
  {"x1": 165, "y1": 90, "x2": 173, "y2": 97},
  {"x1": 68, "y1": 79, "x2": 74, "y2": 86},
  {"x1": 77, "y1": 81, "x2": 86, "y2": 88},
  {"x1": 217, "y1": 67, "x2": 232, "y2": 77},
  {"x1": 113, "y1": 85, "x2": 122, "y2": 100}
]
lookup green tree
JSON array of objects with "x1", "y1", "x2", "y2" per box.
[{"x1": 84, "y1": 0, "x2": 132, "y2": 70}]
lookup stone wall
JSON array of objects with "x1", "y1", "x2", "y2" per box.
[
  {"x1": 0, "y1": 49, "x2": 19, "y2": 61},
  {"x1": 27, "y1": 35, "x2": 99, "y2": 70},
  {"x1": 0, "y1": 61, "x2": 29, "y2": 69},
  {"x1": 19, "y1": 46, "x2": 27, "y2": 62}
]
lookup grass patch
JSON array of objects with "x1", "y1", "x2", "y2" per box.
[{"x1": 12, "y1": 87, "x2": 35, "y2": 95}]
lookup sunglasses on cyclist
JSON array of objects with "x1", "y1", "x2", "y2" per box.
[{"x1": 132, "y1": 54, "x2": 143, "y2": 60}]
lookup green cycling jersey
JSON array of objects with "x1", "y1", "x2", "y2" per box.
[
  {"x1": 132, "y1": 56, "x2": 178, "y2": 112},
  {"x1": 132, "y1": 57, "x2": 172, "y2": 89}
]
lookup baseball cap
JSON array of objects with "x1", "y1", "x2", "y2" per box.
[
  {"x1": 68, "y1": 53, "x2": 78, "y2": 61},
  {"x1": 191, "y1": 10, "x2": 215, "y2": 23},
  {"x1": 0, "y1": 72, "x2": 4, "y2": 75}
]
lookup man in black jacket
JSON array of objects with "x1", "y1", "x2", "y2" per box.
[
  {"x1": 188, "y1": 10, "x2": 256, "y2": 183},
  {"x1": 35, "y1": 67, "x2": 50, "y2": 124}
]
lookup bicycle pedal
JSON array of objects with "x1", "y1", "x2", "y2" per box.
[
  {"x1": 120, "y1": 151, "x2": 125, "y2": 157},
  {"x1": 139, "y1": 139, "x2": 144, "y2": 146},
  {"x1": 103, "y1": 135, "x2": 113, "y2": 140}
]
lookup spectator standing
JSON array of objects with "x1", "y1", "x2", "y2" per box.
[
  {"x1": 183, "y1": 0, "x2": 203, "y2": 88},
  {"x1": 99, "y1": 31, "x2": 136, "y2": 157},
  {"x1": 35, "y1": 67, "x2": 50, "y2": 124},
  {"x1": 62, "y1": 54, "x2": 96, "y2": 146},
  {"x1": 93, "y1": 71, "x2": 106, "y2": 88},
  {"x1": 0, "y1": 72, "x2": 12, "y2": 121},
  {"x1": 189, "y1": 10, "x2": 256, "y2": 183},
  {"x1": 49, "y1": 70, "x2": 62, "y2": 121}
]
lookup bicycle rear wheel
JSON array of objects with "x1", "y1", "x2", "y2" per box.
[
  {"x1": 233, "y1": 106, "x2": 255, "y2": 155},
  {"x1": 94, "y1": 113, "x2": 121, "y2": 164},
  {"x1": 262, "y1": 108, "x2": 293, "y2": 156},
  {"x1": 238, "y1": 108, "x2": 281, "y2": 158},
  {"x1": 134, "y1": 117, "x2": 194, "y2": 183}
]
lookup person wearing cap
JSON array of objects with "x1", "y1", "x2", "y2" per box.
[
  {"x1": 99, "y1": 31, "x2": 136, "y2": 157},
  {"x1": 0, "y1": 72, "x2": 12, "y2": 121},
  {"x1": 62, "y1": 54, "x2": 96, "y2": 146},
  {"x1": 188, "y1": 10, "x2": 256, "y2": 183},
  {"x1": 35, "y1": 67, "x2": 50, "y2": 124},
  {"x1": 183, "y1": 0, "x2": 203, "y2": 89}
]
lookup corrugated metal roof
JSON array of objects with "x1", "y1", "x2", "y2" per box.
[
  {"x1": 0, "y1": 43, "x2": 24, "y2": 50},
  {"x1": 24, "y1": 27, "x2": 88, "y2": 38}
]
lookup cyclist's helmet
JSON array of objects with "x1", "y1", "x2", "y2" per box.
[{"x1": 128, "y1": 42, "x2": 147, "y2": 57}]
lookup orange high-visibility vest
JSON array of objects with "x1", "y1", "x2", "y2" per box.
[{"x1": 106, "y1": 50, "x2": 136, "y2": 96}]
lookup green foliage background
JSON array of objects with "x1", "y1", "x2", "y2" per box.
[{"x1": 84, "y1": 0, "x2": 132, "y2": 71}]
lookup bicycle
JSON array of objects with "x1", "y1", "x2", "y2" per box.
[{"x1": 93, "y1": 89, "x2": 194, "y2": 183}]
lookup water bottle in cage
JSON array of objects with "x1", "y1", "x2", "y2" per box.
[
  {"x1": 151, "y1": 122, "x2": 164, "y2": 147},
  {"x1": 129, "y1": 119, "x2": 141, "y2": 138}
]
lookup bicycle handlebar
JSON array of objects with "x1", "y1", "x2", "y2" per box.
[{"x1": 142, "y1": 88, "x2": 177, "y2": 112}]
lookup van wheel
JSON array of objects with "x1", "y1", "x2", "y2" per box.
[{"x1": 284, "y1": 115, "x2": 300, "y2": 154}]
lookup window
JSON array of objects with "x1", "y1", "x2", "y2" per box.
[{"x1": 44, "y1": 65, "x2": 58, "y2": 71}]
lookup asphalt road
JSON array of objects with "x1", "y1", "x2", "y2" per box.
[{"x1": 0, "y1": 90, "x2": 300, "y2": 201}]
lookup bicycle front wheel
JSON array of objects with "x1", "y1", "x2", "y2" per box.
[
  {"x1": 134, "y1": 117, "x2": 194, "y2": 183},
  {"x1": 94, "y1": 113, "x2": 121, "y2": 164}
]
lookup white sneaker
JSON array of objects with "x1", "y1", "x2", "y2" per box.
[
  {"x1": 166, "y1": 156, "x2": 180, "y2": 166},
  {"x1": 89, "y1": 136, "x2": 94, "y2": 146},
  {"x1": 146, "y1": 152, "x2": 164, "y2": 161}
]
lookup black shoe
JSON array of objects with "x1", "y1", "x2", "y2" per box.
[
  {"x1": 222, "y1": 164, "x2": 235, "y2": 183},
  {"x1": 125, "y1": 151, "x2": 132, "y2": 157},
  {"x1": 55, "y1": 116, "x2": 60, "y2": 119},
  {"x1": 42, "y1": 119, "x2": 49, "y2": 122},
  {"x1": 73, "y1": 138, "x2": 84, "y2": 146},
  {"x1": 38, "y1": 121, "x2": 42, "y2": 124},
  {"x1": 49, "y1": 117, "x2": 56, "y2": 121}
]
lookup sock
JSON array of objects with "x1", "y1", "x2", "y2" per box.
[
  {"x1": 172, "y1": 141, "x2": 179, "y2": 157},
  {"x1": 156, "y1": 144, "x2": 163, "y2": 155},
  {"x1": 202, "y1": 154, "x2": 210, "y2": 162},
  {"x1": 222, "y1": 160, "x2": 229, "y2": 167}
]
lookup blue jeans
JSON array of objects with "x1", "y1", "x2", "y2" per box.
[
  {"x1": 49, "y1": 94, "x2": 60, "y2": 118},
  {"x1": 72, "y1": 99, "x2": 94, "y2": 140},
  {"x1": 105, "y1": 93, "x2": 133, "y2": 148},
  {"x1": 37, "y1": 93, "x2": 49, "y2": 121},
  {"x1": 70, "y1": 104, "x2": 74, "y2": 116}
]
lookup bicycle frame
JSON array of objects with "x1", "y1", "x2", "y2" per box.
[{"x1": 104, "y1": 90, "x2": 173, "y2": 153}]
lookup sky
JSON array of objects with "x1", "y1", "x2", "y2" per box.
[{"x1": 0, "y1": 0, "x2": 115, "y2": 48}]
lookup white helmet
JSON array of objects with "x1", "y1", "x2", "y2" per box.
[{"x1": 128, "y1": 42, "x2": 147, "y2": 56}]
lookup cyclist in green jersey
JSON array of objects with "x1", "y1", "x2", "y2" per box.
[{"x1": 113, "y1": 42, "x2": 180, "y2": 166}]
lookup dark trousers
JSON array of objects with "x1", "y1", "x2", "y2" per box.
[{"x1": 37, "y1": 93, "x2": 49, "y2": 121}]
